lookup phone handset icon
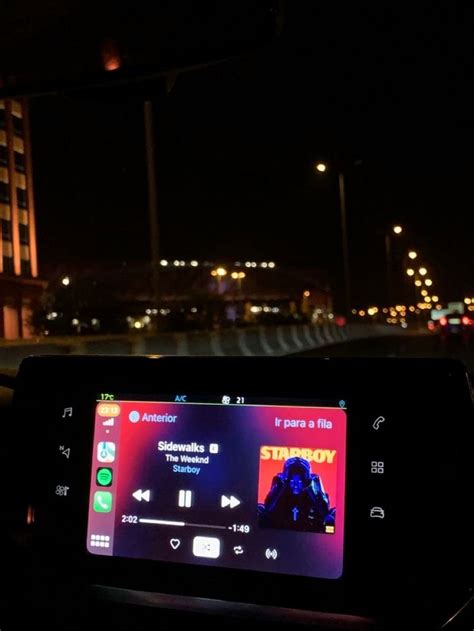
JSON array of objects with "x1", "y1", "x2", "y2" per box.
[
  {"x1": 93, "y1": 491, "x2": 113, "y2": 513},
  {"x1": 372, "y1": 416, "x2": 385, "y2": 430},
  {"x1": 98, "y1": 496, "x2": 108, "y2": 509}
]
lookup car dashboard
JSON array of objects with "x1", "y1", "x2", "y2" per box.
[{"x1": 0, "y1": 355, "x2": 472, "y2": 630}]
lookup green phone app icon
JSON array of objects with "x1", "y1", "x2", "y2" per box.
[
  {"x1": 96, "y1": 467, "x2": 113, "y2": 486},
  {"x1": 93, "y1": 491, "x2": 113, "y2": 513}
]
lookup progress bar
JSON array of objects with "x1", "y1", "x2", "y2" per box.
[
  {"x1": 140, "y1": 519, "x2": 185, "y2": 527},
  {"x1": 139, "y1": 518, "x2": 226, "y2": 530}
]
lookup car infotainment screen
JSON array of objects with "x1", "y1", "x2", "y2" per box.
[{"x1": 86, "y1": 395, "x2": 347, "y2": 579}]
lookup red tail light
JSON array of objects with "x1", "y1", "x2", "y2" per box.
[
  {"x1": 440, "y1": 317, "x2": 448, "y2": 326},
  {"x1": 462, "y1": 316, "x2": 471, "y2": 326}
]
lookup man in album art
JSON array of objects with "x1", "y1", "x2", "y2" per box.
[{"x1": 258, "y1": 457, "x2": 335, "y2": 532}]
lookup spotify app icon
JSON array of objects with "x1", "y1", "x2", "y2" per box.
[{"x1": 96, "y1": 467, "x2": 113, "y2": 487}]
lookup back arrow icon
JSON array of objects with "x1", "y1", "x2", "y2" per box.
[{"x1": 132, "y1": 489, "x2": 151, "y2": 502}]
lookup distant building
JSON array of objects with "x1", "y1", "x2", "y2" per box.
[
  {"x1": 0, "y1": 98, "x2": 43, "y2": 338},
  {"x1": 37, "y1": 260, "x2": 334, "y2": 335}
]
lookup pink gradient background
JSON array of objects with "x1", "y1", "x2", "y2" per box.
[{"x1": 87, "y1": 400, "x2": 347, "y2": 579}]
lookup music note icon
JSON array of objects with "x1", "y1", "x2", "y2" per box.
[{"x1": 62, "y1": 407, "x2": 73, "y2": 418}]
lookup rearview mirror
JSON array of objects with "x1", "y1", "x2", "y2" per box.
[{"x1": 0, "y1": 2, "x2": 280, "y2": 98}]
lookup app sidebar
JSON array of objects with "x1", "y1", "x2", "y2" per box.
[{"x1": 86, "y1": 403, "x2": 122, "y2": 555}]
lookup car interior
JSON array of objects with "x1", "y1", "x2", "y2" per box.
[
  {"x1": 0, "y1": 355, "x2": 472, "y2": 630},
  {"x1": 0, "y1": 4, "x2": 473, "y2": 630}
]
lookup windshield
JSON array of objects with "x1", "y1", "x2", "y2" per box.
[{"x1": 1, "y1": 5, "x2": 474, "y2": 373}]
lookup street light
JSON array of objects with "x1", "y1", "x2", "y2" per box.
[
  {"x1": 385, "y1": 225, "x2": 403, "y2": 305},
  {"x1": 211, "y1": 267, "x2": 227, "y2": 278},
  {"x1": 406, "y1": 268, "x2": 415, "y2": 277},
  {"x1": 408, "y1": 251, "x2": 418, "y2": 260},
  {"x1": 415, "y1": 280, "x2": 422, "y2": 287},
  {"x1": 425, "y1": 278, "x2": 433, "y2": 287},
  {"x1": 419, "y1": 267, "x2": 427, "y2": 276},
  {"x1": 211, "y1": 267, "x2": 228, "y2": 297},
  {"x1": 315, "y1": 162, "x2": 351, "y2": 316},
  {"x1": 61, "y1": 276, "x2": 70, "y2": 287},
  {"x1": 231, "y1": 270, "x2": 246, "y2": 291}
]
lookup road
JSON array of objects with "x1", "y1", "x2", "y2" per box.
[{"x1": 295, "y1": 333, "x2": 474, "y2": 374}]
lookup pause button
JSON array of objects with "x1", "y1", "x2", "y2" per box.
[{"x1": 178, "y1": 490, "x2": 193, "y2": 508}]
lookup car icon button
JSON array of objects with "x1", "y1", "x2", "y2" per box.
[{"x1": 369, "y1": 506, "x2": 385, "y2": 519}]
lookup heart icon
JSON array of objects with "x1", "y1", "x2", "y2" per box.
[{"x1": 170, "y1": 539, "x2": 181, "y2": 550}]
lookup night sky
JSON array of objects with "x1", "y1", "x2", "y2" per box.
[{"x1": 23, "y1": 5, "x2": 474, "y2": 309}]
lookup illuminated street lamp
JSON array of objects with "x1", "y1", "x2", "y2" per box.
[
  {"x1": 408, "y1": 251, "x2": 418, "y2": 260},
  {"x1": 61, "y1": 276, "x2": 70, "y2": 287},
  {"x1": 211, "y1": 267, "x2": 228, "y2": 296},
  {"x1": 406, "y1": 268, "x2": 415, "y2": 277},
  {"x1": 425, "y1": 279, "x2": 433, "y2": 287},
  {"x1": 419, "y1": 267, "x2": 427, "y2": 276},
  {"x1": 211, "y1": 267, "x2": 227, "y2": 278},
  {"x1": 315, "y1": 162, "x2": 351, "y2": 315},
  {"x1": 231, "y1": 270, "x2": 246, "y2": 291},
  {"x1": 415, "y1": 280, "x2": 422, "y2": 287},
  {"x1": 386, "y1": 224, "x2": 403, "y2": 305}
]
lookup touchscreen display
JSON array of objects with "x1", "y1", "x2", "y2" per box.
[{"x1": 86, "y1": 395, "x2": 347, "y2": 579}]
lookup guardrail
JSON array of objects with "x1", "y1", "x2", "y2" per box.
[{"x1": 0, "y1": 323, "x2": 416, "y2": 370}]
